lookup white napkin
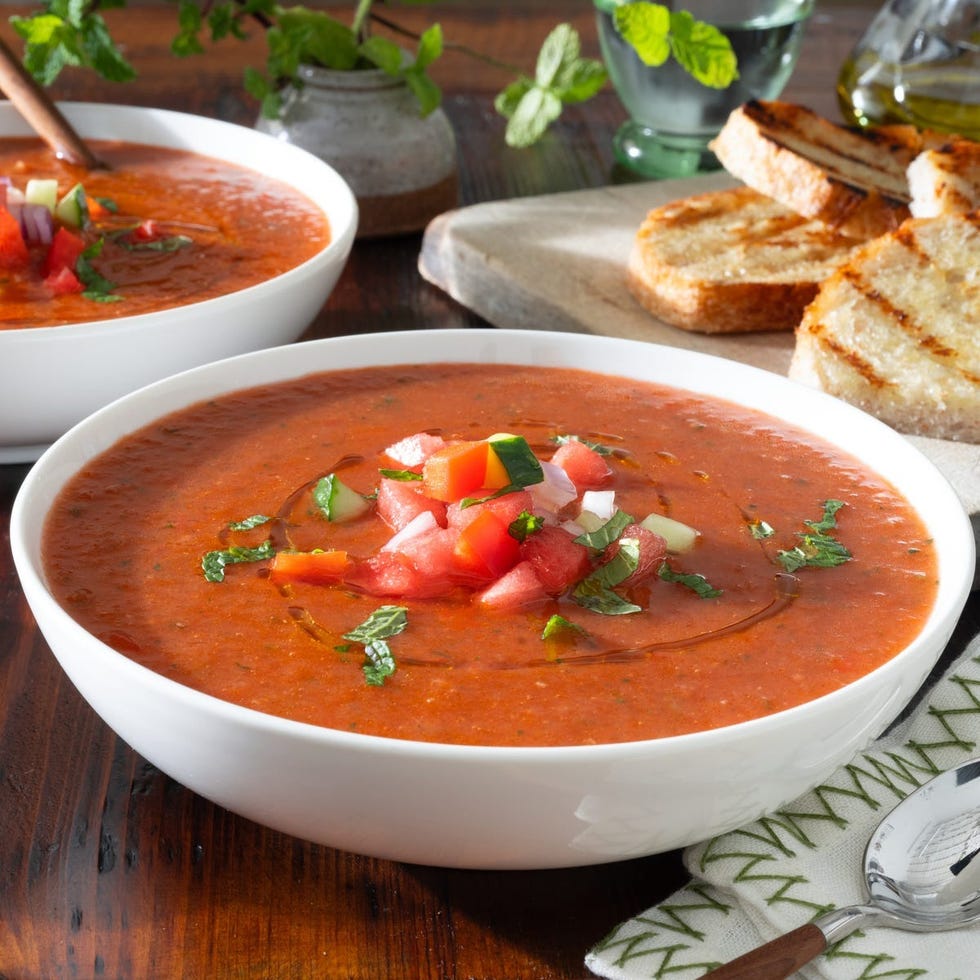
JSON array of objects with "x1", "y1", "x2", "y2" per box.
[{"x1": 585, "y1": 630, "x2": 980, "y2": 980}]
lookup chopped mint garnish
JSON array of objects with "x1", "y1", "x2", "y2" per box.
[{"x1": 202, "y1": 540, "x2": 275, "y2": 582}]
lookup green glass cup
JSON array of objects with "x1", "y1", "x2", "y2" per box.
[{"x1": 595, "y1": 0, "x2": 815, "y2": 179}]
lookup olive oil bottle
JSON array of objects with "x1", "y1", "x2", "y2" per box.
[{"x1": 837, "y1": 0, "x2": 980, "y2": 138}]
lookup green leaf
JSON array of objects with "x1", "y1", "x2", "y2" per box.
[
  {"x1": 403, "y1": 68, "x2": 441, "y2": 117},
  {"x1": 227, "y1": 514, "x2": 272, "y2": 531},
  {"x1": 494, "y1": 77, "x2": 532, "y2": 119},
  {"x1": 508, "y1": 510, "x2": 544, "y2": 543},
  {"x1": 776, "y1": 500, "x2": 853, "y2": 572},
  {"x1": 202, "y1": 539, "x2": 275, "y2": 582},
  {"x1": 343, "y1": 605, "x2": 408, "y2": 687},
  {"x1": 574, "y1": 510, "x2": 633, "y2": 552},
  {"x1": 657, "y1": 562, "x2": 722, "y2": 598},
  {"x1": 359, "y1": 34, "x2": 403, "y2": 75},
  {"x1": 504, "y1": 86, "x2": 563, "y2": 148},
  {"x1": 572, "y1": 537, "x2": 642, "y2": 615},
  {"x1": 77, "y1": 239, "x2": 121, "y2": 302},
  {"x1": 541, "y1": 614, "x2": 588, "y2": 641},
  {"x1": 535, "y1": 22, "x2": 579, "y2": 88},
  {"x1": 613, "y1": 2, "x2": 671, "y2": 67},
  {"x1": 668, "y1": 10, "x2": 738, "y2": 89},
  {"x1": 414, "y1": 23, "x2": 443, "y2": 72},
  {"x1": 362, "y1": 640, "x2": 396, "y2": 686},
  {"x1": 379, "y1": 468, "x2": 423, "y2": 482}
]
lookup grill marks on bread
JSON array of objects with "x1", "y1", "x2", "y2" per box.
[
  {"x1": 626, "y1": 186, "x2": 859, "y2": 333},
  {"x1": 789, "y1": 211, "x2": 980, "y2": 442},
  {"x1": 709, "y1": 100, "x2": 950, "y2": 238}
]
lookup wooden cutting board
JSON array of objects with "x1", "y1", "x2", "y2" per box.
[{"x1": 418, "y1": 174, "x2": 980, "y2": 538}]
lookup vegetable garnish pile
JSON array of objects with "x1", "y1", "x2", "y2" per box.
[
  {"x1": 0, "y1": 174, "x2": 191, "y2": 300},
  {"x1": 202, "y1": 431, "x2": 853, "y2": 686}
]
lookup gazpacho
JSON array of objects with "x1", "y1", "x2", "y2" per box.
[
  {"x1": 0, "y1": 139, "x2": 330, "y2": 327},
  {"x1": 42, "y1": 363, "x2": 938, "y2": 746}
]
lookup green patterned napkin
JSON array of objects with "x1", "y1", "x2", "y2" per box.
[{"x1": 586, "y1": 631, "x2": 980, "y2": 980}]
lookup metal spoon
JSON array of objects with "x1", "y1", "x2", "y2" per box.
[
  {"x1": 702, "y1": 757, "x2": 980, "y2": 979},
  {"x1": 0, "y1": 35, "x2": 103, "y2": 169}
]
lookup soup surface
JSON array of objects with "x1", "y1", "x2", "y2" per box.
[
  {"x1": 42, "y1": 364, "x2": 938, "y2": 746},
  {"x1": 0, "y1": 139, "x2": 330, "y2": 328}
]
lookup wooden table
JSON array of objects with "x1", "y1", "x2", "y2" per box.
[{"x1": 2, "y1": 3, "x2": 976, "y2": 977}]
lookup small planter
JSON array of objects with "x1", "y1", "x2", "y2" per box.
[{"x1": 256, "y1": 64, "x2": 458, "y2": 238}]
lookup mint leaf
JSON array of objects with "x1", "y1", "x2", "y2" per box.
[
  {"x1": 379, "y1": 468, "x2": 423, "y2": 482},
  {"x1": 658, "y1": 562, "x2": 722, "y2": 598},
  {"x1": 344, "y1": 605, "x2": 408, "y2": 686},
  {"x1": 541, "y1": 614, "x2": 589, "y2": 641},
  {"x1": 202, "y1": 540, "x2": 275, "y2": 582},
  {"x1": 668, "y1": 10, "x2": 739, "y2": 89},
  {"x1": 777, "y1": 500, "x2": 852, "y2": 572},
  {"x1": 362, "y1": 640, "x2": 396, "y2": 686},
  {"x1": 574, "y1": 510, "x2": 633, "y2": 552},
  {"x1": 572, "y1": 537, "x2": 642, "y2": 615},
  {"x1": 77, "y1": 239, "x2": 121, "y2": 302},
  {"x1": 508, "y1": 510, "x2": 544, "y2": 543},
  {"x1": 613, "y1": 2, "x2": 671, "y2": 67},
  {"x1": 228, "y1": 514, "x2": 272, "y2": 531}
]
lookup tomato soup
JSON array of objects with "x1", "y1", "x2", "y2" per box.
[
  {"x1": 0, "y1": 139, "x2": 330, "y2": 328},
  {"x1": 42, "y1": 364, "x2": 938, "y2": 746}
]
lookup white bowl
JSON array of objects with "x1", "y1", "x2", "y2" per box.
[
  {"x1": 10, "y1": 330, "x2": 975, "y2": 869},
  {"x1": 0, "y1": 102, "x2": 357, "y2": 462}
]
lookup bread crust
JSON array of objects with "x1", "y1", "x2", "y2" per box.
[
  {"x1": 627, "y1": 186, "x2": 859, "y2": 334},
  {"x1": 789, "y1": 211, "x2": 980, "y2": 443},
  {"x1": 908, "y1": 139, "x2": 980, "y2": 217},
  {"x1": 709, "y1": 100, "x2": 946, "y2": 239}
]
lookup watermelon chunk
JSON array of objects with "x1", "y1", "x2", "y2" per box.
[
  {"x1": 520, "y1": 525, "x2": 593, "y2": 594},
  {"x1": 376, "y1": 477, "x2": 447, "y2": 531},
  {"x1": 383, "y1": 432, "x2": 447, "y2": 470},
  {"x1": 477, "y1": 561, "x2": 548, "y2": 609},
  {"x1": 344, "y1": 552, "x2": 450, "y2": 599},
  {"x1": 606, "y1": 524, "x2": 668, "y2": 587},
  {"x1": 551, "y1": 440, "x2": 613, "y2": 493}
]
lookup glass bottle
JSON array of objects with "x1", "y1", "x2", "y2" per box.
[{"x1": 838, "y1": 0, "x2": 980, "y2": 138}]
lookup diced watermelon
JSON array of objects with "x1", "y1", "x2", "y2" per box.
[
  {"x1": 519, "y1": 525, "x2": 593, "y2": 594},
  {"x1": 41, "y1": 226, "x2": 85, "y2": 278},
  {"x1": 550, "y1": 440, "x2": 613, "y2": 493},
  {"x1": 388, "y1": 524, "x2": 458, "y2": 581},
  {"x1": 383, "y1": 432, "x2": 447, "y2": 471},
  {"x1": 478, "y1": 561, "x2": 548, "y2": 609},
  {"x1": 446, "y1": 489, "x2": 535, "y2": 531},
  {"x1": 43, "y1": 265, "x2": 84, "y2": 295},
  {"x1": 376, "y1": 477, "x2": 447, "y2": 531},
  {"x1": 344, "y1": 552, "x2": 450, "y2": 599},
  {"x1": 0, "y1": 207, "x2": 28, "y2": 268},
  {"x1": 605, "y1": 523, "x2": 668, "y2": 586}
]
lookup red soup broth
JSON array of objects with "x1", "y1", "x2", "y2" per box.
[
  {"x1": 0, "y1": 139, "x2": 330, "y2": 328},
  {"x1": 42, "y1": 363, "x2": 938, "y2": 747}
]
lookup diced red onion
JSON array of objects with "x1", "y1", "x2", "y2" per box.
[
  {"x1": 20, "y1": 202, "x2": 54, "y2": 245},
  {"x1": 580, "y1": 490, "x2": 616, "y2": 520}
]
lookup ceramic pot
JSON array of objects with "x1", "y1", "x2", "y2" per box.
[{"x1": 256, "y1": 64, "x2": 458, "y2": 238}]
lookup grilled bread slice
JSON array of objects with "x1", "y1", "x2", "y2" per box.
[
  {"x1": 789, "y1": 210, "x2": 980, "y2": 443},
  {"x1": 709, "y1": 100, "x2": 947, "y2": 239},
  {"x1": 908, "y1": 138, "x2": 980, "y2": 217},
  {"x1": 627, "y1": 185, "x2": 861, "y2": 334}
]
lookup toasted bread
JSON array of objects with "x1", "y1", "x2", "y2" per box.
[
  {"x1": 908, "y1": 138, "x2": 980, "y2": 217},
  {"x1": 627, "y1": 185, "x2": 861, "y2": 334},
  {"x1": 709, "y1": 100, "x2": 947, "y2": 239},
  {"x1": 789, "y1": 210, "x2": 980, "y2": 443}
]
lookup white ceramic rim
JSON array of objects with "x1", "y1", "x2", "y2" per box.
[{"x1": 11, "y1": 328, "x2": 976, "y2": 762}]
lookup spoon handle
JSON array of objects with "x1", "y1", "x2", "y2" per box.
[
  {"x1": 699, "y1": 922, "x2": 827, "y2": 979},
  {"x1": 0, "y1": 36, "x2": 103, "y2": 169}
]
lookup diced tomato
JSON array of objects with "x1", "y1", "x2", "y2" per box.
[
  {"x1": 130, "y1": 219, "x2": 160, "y2": 242},
  {"x1": 550, "y1": 440, "x2": 613, "y2": 493},
  {"x1": 376, "y1": 477, "x2": 447, "y2": 531},
  {"x1": 344, "y1": 552, "x2": 448, "y2": 599},
  {"x1": 422, "y1": 440, "x2": 490, "y2": 502},
  {"x1": 41, "y1": 226, "x2": 85, "y2": 278},
  {"x1": 605, "y1": 524, "x2": 668, "y2": 587},
  {"x1": 43, "y1": 265, "x2": 84, "y2": 295},
  {"x1": 0, "y1": 208, "x2": 28, "y2": 268},
  {"x1": 383, "y1": 432, "x2": 447, "y2": 471},
  {"x1": 268, "y1": 549, "x2": 350, "y2": 586},
  {"x1": 452, "y1": 509, "x2": 520, "y2": 579},
  {"x1": 478, "y1": 562, "x2": 548, "y2": 609},
  {"x1": 520, "y1": 525, "x2": 593, "y2": 594}
]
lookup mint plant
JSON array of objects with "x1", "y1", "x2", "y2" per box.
[{"x1": 10, "y1": 0, "x2": 738, "y2": 148}]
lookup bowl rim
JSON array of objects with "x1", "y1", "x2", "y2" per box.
[
  {"x1": 11, "y1": 328, "x2": 976, "y2": 759},
  {"x1": 0, "y1": 101, "x2": 358, "y2": 339}
]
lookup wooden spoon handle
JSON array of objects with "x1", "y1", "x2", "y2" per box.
[
  {"x1": 699, "y1": 923, "x2": 828, "y2": 979},
  {"x1": 0, "y1": 35, "x2": 103, "y2": 169}
]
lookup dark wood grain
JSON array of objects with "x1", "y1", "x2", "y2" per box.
[{"x1": 4, "y1": 4, "x2": 973, "y2": 979}]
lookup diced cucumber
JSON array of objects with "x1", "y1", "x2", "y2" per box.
[
  {"x1": 55, "y1": 183, "x2": 89, "y2": 228},
  {"x1": 25, "y1": 178, "x2": 58, "y2": 212},
  {"x1": 640, "y1": 512, "x2": 699, "y2": 553},
  {"x1": 487, "y1": 434, "x2": 544, "y2": 488},
  {"x1": 313, "y1": 474, "x2": 371, "y2": 522},
  {"x1": 574, "y1": 510, "x2": 607, "y2": 534}
]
